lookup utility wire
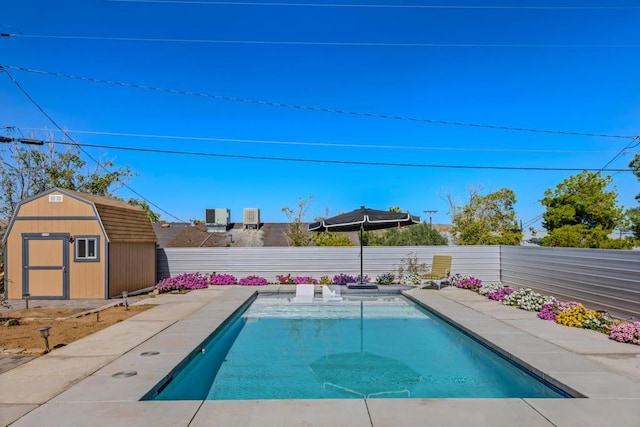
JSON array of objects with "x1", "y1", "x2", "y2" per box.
[
  {"x1": 5, "y1": 126, "x2": 623, "y2": 154},
  {"x1": 2, "y1": 65, "x2": 636, "y2": 140},
  {"x1": 9, "y1": 34, "x2": 639, "y2": 48},
  {"x1": 46, "y1": 139, "x2": 632, "y2": 172},
  {"x1": 108, "y1": 0, "x2": 640, "y2": 10},
  {"x1": 0, "y1": 66, "x2": 186, "y2": 222}
]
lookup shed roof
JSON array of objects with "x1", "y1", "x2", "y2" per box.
[{"x1": 52, "y1": 188, "x2": 156, "y2": 243}]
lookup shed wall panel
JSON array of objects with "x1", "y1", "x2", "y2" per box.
[
  {"x1": 6, "y1": 218, "x2": 106, "y2": 299},
  {"x1": 17, "y1": 191, "x2": 96, "y2": 217},
  {"x1": 109, "y1": 242, "x2": 157, "y2": 297}
]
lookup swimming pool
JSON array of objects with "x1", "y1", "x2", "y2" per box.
[{"x1": 146, "y1": 295, "x2": 568, "y2": 400}]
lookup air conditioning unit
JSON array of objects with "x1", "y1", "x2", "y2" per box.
[
  {"x1": 205, "y1": 208, "x2": 230, "y2": 233},
  {"x1": 243, "y1": 208, "x2": 260, "y2": 230}
]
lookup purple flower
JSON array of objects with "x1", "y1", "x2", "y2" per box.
[
  {"x1": 487, "y1": 287, "x2": 513, "y2": 302},
  {"x1": 209, "y1": 273, "x2": 238, "y2": 285},
  {"x1": 238, "y1": 275, "x2": 268, "y2": 286},
  {"x1": 333, "y1": 273, "x2": 357, "y2": 285},
  {"x1": 609, "y1": 322, "x2": 640, "y2": 345},
  {"x1": 293, "y1": 276, "x2": 318, "y2": 285},
  {"x1": 155, "y1": 272, "x2": 210, "y2": 292}
]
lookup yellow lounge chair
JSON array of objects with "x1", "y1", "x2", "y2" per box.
[{"x1": 422, "y1": 255, "x2": 452, "y2": 290}]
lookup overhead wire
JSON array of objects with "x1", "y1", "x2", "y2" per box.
[
  {"x1": 5, "y1": 126, "x2": 624, "y2": 154},
  {"x1": 0, "y1": 66, "x2": 186, "y2": 222},
  {"x1": 108, "y1": 0, "x2": 640, "y2": 10},
  {"x1": 9, "y1": 34, "x2": 639, "y2": 48},
  {"x1": 2, "y1": 65, "x2": 636, "y2": 140},
  {"x1": 33, "y1": 139, "x2": 634, "y2": 172}
]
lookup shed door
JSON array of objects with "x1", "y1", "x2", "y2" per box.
[{"x1": 22, "y1": 234, "x2": 69, "y2": 299}]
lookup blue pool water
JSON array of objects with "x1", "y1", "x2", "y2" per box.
[{"x1": 148, "y1": 295, "x2": 567, "y2": 400}]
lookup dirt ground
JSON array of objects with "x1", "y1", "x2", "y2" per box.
[{"x1": 0, "y1": 305, "x2": 152, "y2": 353}]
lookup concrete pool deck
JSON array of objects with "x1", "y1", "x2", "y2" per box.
[{"x1": 1, "y1": 285, "x2": 639, "y2": 426}]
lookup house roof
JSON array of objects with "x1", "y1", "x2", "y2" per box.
[
  {"x1": 54, "y1": 188, "x2": 157, "y2": 243},
  {"x1": 153, "y1": 222, "x2": 361, "y2": 248},
  {"x1": 153, "y1": 222, "x2": 293, "y2": 248}
]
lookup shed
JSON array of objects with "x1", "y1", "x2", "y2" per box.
[{"x1": 3, "y1": 188, "x2": 157, "y2": 300}]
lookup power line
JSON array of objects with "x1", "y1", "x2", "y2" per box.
[
  {"x1": 3, "y1": 65, "x2": 636, "y2": 140},
  {"x1": 44, "y1": 139, "x2": 633, "y2": 172},
  {"x1": 0, "y1": 66, "x2": 186, "y2": 223},
  {"x1": 6, "y1": 126, "x2": 623, "y2": 154},
  {"x1": 10, "y1": 34, "x2": 639, "y2": 48},
  {"x1": 109, "y1": 0, "x2": 640, "y2": 10}
]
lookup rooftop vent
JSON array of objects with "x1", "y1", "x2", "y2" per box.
[
  {"x1": 243, "y1": 208, "x2": 260, "y2": 230},
  {"x1": 205, "y1": 208, "x2": 230, "y2": 233}
]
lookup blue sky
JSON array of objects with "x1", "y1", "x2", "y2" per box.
[{"x1": 1, "y1": 0, "x2": 639, "y2": 227}]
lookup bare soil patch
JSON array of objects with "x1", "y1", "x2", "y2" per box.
[{"x1": 1, "y1": 305, "x2": 152, "y2": 353}]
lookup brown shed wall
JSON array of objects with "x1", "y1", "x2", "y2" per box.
[{"x1": 107, "y1": 242, "x2": 157, "y2": 298}]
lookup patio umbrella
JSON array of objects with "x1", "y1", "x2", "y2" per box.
[{"x1": 308, "y1": 206, "x2": 420, "y2": 285}]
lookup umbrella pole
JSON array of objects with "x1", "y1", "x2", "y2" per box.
[
  {"x1": 360, "y1": 226, "x2": 364, "y2": 283},
  {"x1": 360, "y1": 300, "x2": 364, "y2": 353}
]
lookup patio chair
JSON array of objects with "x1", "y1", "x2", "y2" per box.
[
  {"x1": 421, "y1": 255, "x2": 452, "y2": 290},
  {"x1": 291, "y1": 284, "x2": 315, "y2": 303},
  {"x1": 322, "y1": 285, "x2": 343, "y2": 302}
]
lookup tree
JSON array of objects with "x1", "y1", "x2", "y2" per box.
[
  {"x1": 0, "y1": 142, "x2": 133, "y2": 222},
  {"x1": 365, "y1": 222, "x2": 448, "y2": 246},
  {"x1": 0, "y1": 141, "x2": 135, "y2": 280},
  {"x1": 281, "y1": 196, "x2": 316, "y2": 246},
  {"x1": 447, "y1": 187, "x2": 522, "y2": 245},
  {"x1": 540, "y1": 170, "x2": 630, "y2": 248},
  {"x1": 313, "y1": 231, "x2": 355, "y2": 246},
  {"x1": 628, "y1": 153, "x2": 640, "y2": 239},
  {"x1": 127, "y1": 198, "x2": 161, "y2": 223}
]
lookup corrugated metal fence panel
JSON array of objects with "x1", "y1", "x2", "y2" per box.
[
  {"x1": 157, "y1": 245, "x2": 500, "y2": 283},
  {"x1": 501, "y1": 246, "x2": 640, "y2": 319}
]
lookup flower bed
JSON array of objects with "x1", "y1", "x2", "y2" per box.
[
  {"x1": 156, "y1": 272, "x2": 210, "y2": 293},
  {"x1": 445, "y1": 274, "x2": 637, "y2": 346}
]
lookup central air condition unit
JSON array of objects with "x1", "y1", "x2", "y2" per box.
[
  {"x1": 243, "y1": 208, "x2": 260, "y2": 230},
  {"x1": 205, "y1": 208, "x2": 230, "y2": 233}
]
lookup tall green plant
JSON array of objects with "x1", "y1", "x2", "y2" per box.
[
  {"x1": 540, "y1": 171, "x2": 630, "y2": 248},
  {"x1": 448, "y1": 187, "x2": 521, "y2": 245}
]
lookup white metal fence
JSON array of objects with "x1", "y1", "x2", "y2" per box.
[
  {"x1": 157, "y1": 246, "x2": 500, "y2": 283},
  {"x1": 156, "y1": 245, "x2": 639, "y2": 319},
  {"x1": 501, "y1": 246, "x2": 640, "y2": 320}
]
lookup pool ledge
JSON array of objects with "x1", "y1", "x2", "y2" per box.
[{"x1": 2, "y1": 286, "x2": 640, "y2": 427}]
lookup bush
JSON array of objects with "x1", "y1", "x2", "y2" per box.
[
  {"x1": 478, "y1": 282, "x2": 505, "y2": 296},
  {"x1": 156, "y1": 272, "x2": 210, "y2": 293},
  {"x1": 333, "y1": 273, "x2": 357, "y2": 285},
  {"x1": 450, "y1": 275, "x2": 482, "y2": 292},
  {"x1": 293, "y1": 276, "x2": 318, "y2": 284},
  {"x1": 487, "y1": 287, "x2": 513, "y2": 302},
  {"x1": 554, "y1": 305, "x2": 611, "y2": 332},
  {"x1": 502, "y1": 288, "x2": 556, "y2": 311},
  {"x1": 376, "y1": 272, "x2": 395, "y2": 285},
  {"x1": 238, "y1": 275, "x2": 268, "y2": 286},
  {"x1": 319, "y1": 276, "x2": 332, "y2": 285},
  {"x1": 609, "y1": 322, "x2": 640, "y2": 345},
  {"x1": 209, "y1": 273, "x2": 237, "y2": 285},
  {"x1": 276, "y1": 274, "x2": 294, "y2": 284}
]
